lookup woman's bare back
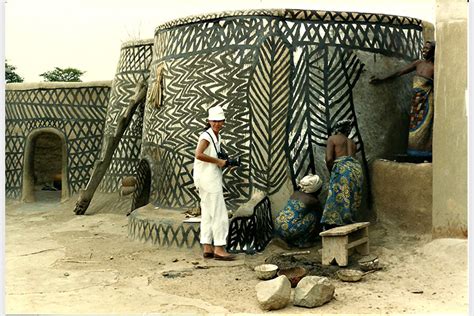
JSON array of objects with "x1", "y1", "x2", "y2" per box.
[
  {"x1": 326, "y1": 134, "x2": 357, "y2": 171},
  {"x1": 330, "y1": 134, "x2": 356, "y2": 158}
]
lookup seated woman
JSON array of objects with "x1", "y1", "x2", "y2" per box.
[{"x1": 274, "y1": 174, "x2": 323, "y2": 248}]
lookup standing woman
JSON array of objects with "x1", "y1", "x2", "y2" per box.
[
  {"x1": 194, "y1": 105, "x2": 235, "y2": 261},
  {"x1": 370, "y1": 41, "x2": 435, "y2": 157},
  {"x1": 321, "y1": 119, "x2": 364, "y2": 230}
]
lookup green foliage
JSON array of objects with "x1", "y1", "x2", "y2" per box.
[
  {"x1": 5, "y1": 61, "x2": 24, "y2": 83},
  {"x1": 39, "y1": 67, "x2": 85, "y2": 82}
]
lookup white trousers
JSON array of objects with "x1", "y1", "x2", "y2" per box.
[{"x1": 199, "y1": 188, "x2": 229, "y2": 246}]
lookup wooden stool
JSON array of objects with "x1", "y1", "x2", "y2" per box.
[{"x1": 319, "y1": 222, "x2": 370, "y2": 266}]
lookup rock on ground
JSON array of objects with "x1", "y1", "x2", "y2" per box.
[
  {"x1": 294, "y1": 276, "x2": 335, "y2": 308},
  {"x1": 255, "y1": 275, "x2": 291, "y2": 310}
]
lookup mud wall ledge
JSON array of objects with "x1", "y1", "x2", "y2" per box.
[{"x1": 371, "y1": 159, "x2": 432, "y2": 235}]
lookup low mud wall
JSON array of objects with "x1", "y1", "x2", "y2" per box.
[{"x1": 371, "y1": 159, "x2": 432, "y2": 234}]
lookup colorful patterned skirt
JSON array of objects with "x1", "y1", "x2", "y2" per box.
[
  {"x1": 407, "y1": 75, "x2": 434, "y2": 157},
  {"x1": 274, "y1": 199, "x2": 320, "y2": 247},
  {"x1": 321, "y1": 156, "x2": 363, "y2": 226}
]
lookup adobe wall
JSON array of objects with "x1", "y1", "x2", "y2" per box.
[
  {"x1": 141, "y1": 9, "x2": 432, "y2": 215},
  {"x1": 99, "y1": 39, "x2": 154, "y2": 193},
  {"x1": 371, "y1": 160, "x2": 432, "y2": 234},
  {"x1": 432, "y1": 0, "x2": 468, "y2": 238},
  {"x1": 5, "y1": 82, "x2": 111, "y2": 200}
]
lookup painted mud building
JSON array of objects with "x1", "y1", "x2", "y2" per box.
[{"x1": 5, "y1": 6, "x2": 467, "y2": 247}]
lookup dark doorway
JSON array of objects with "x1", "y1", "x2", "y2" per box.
[
  {"x1": 131, "y1": 159, "x2": 151, "y2": 212},
  {"x1": 33, "y1": 133, "x2": 62, "y2": 201},
  {"x1": 22, "y1": 128, "x2": 69, "y2": 203}
]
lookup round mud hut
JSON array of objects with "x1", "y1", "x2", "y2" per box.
[
  {"x1": 138, "y1": 9, "x2": 433, "y2": 218},
  {"x1": 99, "y1": 39, "x2": 154, "y2": 193}
]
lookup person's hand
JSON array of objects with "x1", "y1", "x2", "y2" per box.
[
  {"x1": 369, "y1": 76, "x2": 382, "y2": 85},
  {"x1": 217, "y1": 159, "x2": 227, "y2": 168}
]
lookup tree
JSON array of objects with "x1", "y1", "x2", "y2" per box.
[
  {"x1": 5, "y1": 61, "x2": 24, "y2": 83},
  {"x1": 39, "y1": 67, "x2": 85, "y2": 82}
]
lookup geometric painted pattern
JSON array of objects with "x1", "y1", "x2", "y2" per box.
[
  {"x1": 5, "y1": 84, "x2": 110, "y2": 199},
  {"x1": 127, "y1": 195, "x2": 272, "y2": 252},
  {"x1": 155, "y1": 9, "x2": 423, "y2": 60},
  {"x1": 286, "y1": 45, "x2": 366, "y2": 189},
  {"x1": 99, "y1": 40, "x2": 154, "y2": 193},
  {"x1": 128, "y1": 213, "x2": 200, "y2": 248},
  {"x1": 227, "y1": 196, "x2": 274, "y2": 254},
  {"x1": 142, "y1": 48, "x2": 255, "y2": 210},
  {"x1": 144, "y1": 10, "x2": 426, "y2": 209},
  {"x1": 249, "y1": 35, "x2": 291, "y2": 194}
]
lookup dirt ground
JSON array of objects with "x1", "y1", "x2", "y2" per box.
[{"x1": 5, "y1": 192, "x2": 468, "y2": 314}]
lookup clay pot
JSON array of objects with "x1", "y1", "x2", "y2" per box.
[
  {"x1": 254, "y1": 264, "x2": 278, "y2": 280},
  {"x1": 277, "y1": 267, "x2": 307, "y2": 287},
  {"x1": 122, "y1": 176, "x2": 137, "y2": 187},
  {"x1": 358, "y1": 255, "x2": 379, "y2": 271},
  {"x1": 336, "y1": 269, "x2": 364, "y2": 282}
]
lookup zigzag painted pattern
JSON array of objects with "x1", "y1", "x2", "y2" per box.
[
  {"x1": 280, "y1": 18, "x2": 422, "y2": 59},
  {"x1": 155, "y1": 18, "x2": 272, "y2": 60},
  {"x1": 128, "y1": 214, "x2": 200, "y2": 248},
  {"x1": 143, "y1": 10, "x2": 425, "y2": 208},
  {"x1": 99, "y1": 42, "x2": 153, "y2": 193},
  {"x1": 142, "y1": 49, "x2": 255, "y2": 209},
  {"x1": 156, "y1": 9, "x2": 422, "y2": 31},
  {"x1": 156, "y1": 12, "x2": 422, "y2": 61}
]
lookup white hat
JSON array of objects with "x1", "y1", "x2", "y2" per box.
[
  {"x1": 208, "y1": 106, "x2": 225, "y2": 121},
  {"x1": 298, "y1": 174, "x2": 322, "y2": 193}
]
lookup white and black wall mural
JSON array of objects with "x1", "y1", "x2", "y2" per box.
[
  {"x1": 249, "y1": 35, "x2": 291, "y2": 195},
  {"x1": 99, "y1": 39, "x2": 154, "y2": 193},
  {"x1": 287, "y1": 45, "x2": 366, "y2": 191},
  {"x1": 141, "y1": 9, "x2": 426, "y2": 212},
  {"x1": 5, "y1": 82, "x2": 110, "y2": 200}
]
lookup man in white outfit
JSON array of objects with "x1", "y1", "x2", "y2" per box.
[{"x1": 194, "y1": 105, "x2": 235, "y2": 260}]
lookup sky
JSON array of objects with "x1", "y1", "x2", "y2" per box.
[{"x1": 5, "y1": 0, "x2": 436, "y2": 82}]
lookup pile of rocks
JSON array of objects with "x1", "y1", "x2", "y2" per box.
[{"x1": 255, "y1": 275, "x2": 335, "y2": 311}]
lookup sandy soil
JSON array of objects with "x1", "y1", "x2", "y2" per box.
[{"x1": 5, "y1": 192, "x2": 468, "y2": 314}]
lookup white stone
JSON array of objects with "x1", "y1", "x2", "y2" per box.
[
  {"x1": 255, "y1": 275, "x2": 291, "y2": 310},
  {"x1": 294, "y1": 276, "x2": 335, "y2": 308}
]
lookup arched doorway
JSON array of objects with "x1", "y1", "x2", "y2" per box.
[{"x1": 22, "y1": 128, "x2": 69, "y2": 202}]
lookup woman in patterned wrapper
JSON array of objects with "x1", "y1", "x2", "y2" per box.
[
  {"x1": 321, "y1": 119, "x2": 364, "y2": 230},
  {"x1": 370, "y1": 41, "x2": 435, "y2": 158},
  {"x1": 193, "y1": 105, "x2": 235, "y2": 261},
  {"x1": 274, "y1": 174, "x2": 324, "y2": 248}
]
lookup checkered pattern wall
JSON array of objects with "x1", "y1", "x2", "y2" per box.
[{"x1": 5, "y1": 84, "x2": 110, "y2": 199}]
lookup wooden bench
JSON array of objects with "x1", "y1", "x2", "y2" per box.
[{"x1": 319, "y1": 222, "x2": 370, "y2": 266}]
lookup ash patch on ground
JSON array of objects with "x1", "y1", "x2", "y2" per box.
[{"x1": 265, "y1": 252, "x2": 365, "y2": 279}]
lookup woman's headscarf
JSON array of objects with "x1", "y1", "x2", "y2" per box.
[{"x1": 298, "y1": 174, "x2": 322, "y2": 193}]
